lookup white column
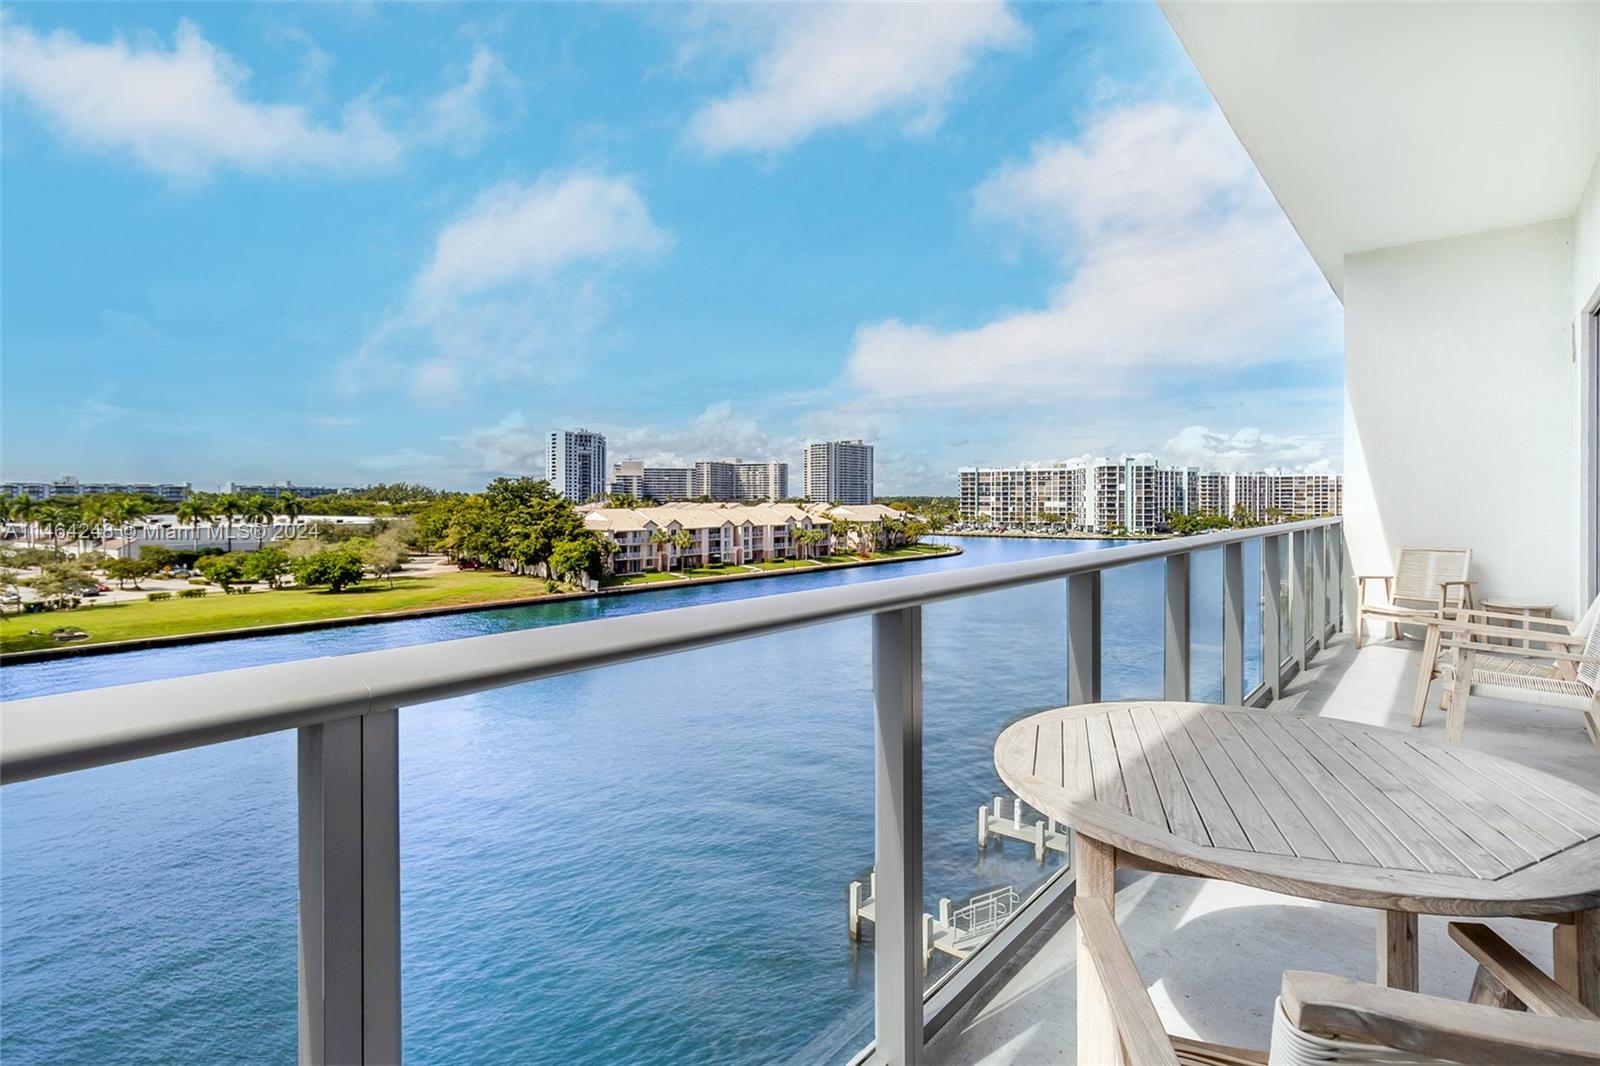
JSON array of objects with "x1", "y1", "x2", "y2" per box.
[
  {"x1": 1163, "y1": 553, "x2": 1191, "y2": 702},
  {"x1": 299, "y1": 710, "x2": 401, "y2": 1065},
  {"x1": 1223, "y1": 542, "x2": 1245, "y2": 705},
  {"x1": 1067, "y1": 572, "x2": 1102, "y2": 705},
  {"x1": 874, "y1": 607, "x2": 923, "y2": 1064}
]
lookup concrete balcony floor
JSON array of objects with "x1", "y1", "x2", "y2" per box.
[{"x1": 927, "y1": 634, "x2": 1600, "y2": 1065}]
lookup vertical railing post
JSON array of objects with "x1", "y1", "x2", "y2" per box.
[
  {"x1": 1310, "y1": 527, "x2": 1327, "y2": 656},
  {"x1": 1262, "y1": 534, "x2": 1283, "y2": 699},
  {"x1": 873, "y1": 607, "x2": 923, "y2": 1065},
  {"x1": 1290, "y1": 531, "x2": 1308, "y2": 672},
  {"x1": 1068, "y1": 571, "x2": 1102, "y2": 705},
  {"x1": 1339, "y1": 522, "x2": 1355, "y2": 635},
  {"x1": 299, "y1": 710, "x2": 401, "y2": 1066},
  {"x1": 1223, "y1": 541, "x2": 1244, "y2": 705},
  {"x1": 1163, "y1": 553, "x2": 1190, "y2": 702}
]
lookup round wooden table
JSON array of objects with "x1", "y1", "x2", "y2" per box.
[
  {"x1": 994, "y1": 702, "x2": 1600, "y2": 1063},
  {"x1": 1480, "y1": 597, "x2": 1558, "y2": 647}
]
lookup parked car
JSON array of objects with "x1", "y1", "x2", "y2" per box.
[
  {"x1": 80, "y1": 586, "x2": 100, "y2": 596},
  {"x1": 96, "y1": 583, "x2": 112, "y2": 592}
]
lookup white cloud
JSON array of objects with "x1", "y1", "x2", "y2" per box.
[
  {"x1": 0, "y1": 18, "x2": 508, "y2": 178},
  {"x1": 607, "y1": 402, "x2": 802, "y2": 468},
  {"x1": 345, "y1": 172, "x2": 667, "y2": 405},
  {"x1": 1164, "y1": 424, "x2": 1334, "y2": 473},
  {"x1": 417, "y1": 45, "x2": 515, "y2": 152},
  {"x1": 845, "y1": 102, "x2": 1339, "y2": 401},
  {"x1": 686, "y1": 1, "x2": 1024, "y2": 154}
]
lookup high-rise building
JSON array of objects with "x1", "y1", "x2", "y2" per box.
[
  {"x1": 734, "y1": 460, "x2": 788, "y2": 502},
  {"x1": 804, "y1": 440, "x2": 874, "y2": 505},
  {"x1": 957, "y1": 460, "x2": 1342, "y2": 530},
  {"x1": 1, "y1": 476, "x2": 192, "y2": 503},
  {"x1": 548, "y1": 429, "x2": 608, "y2": 501}
]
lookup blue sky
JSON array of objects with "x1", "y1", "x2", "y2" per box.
[{"x1": 0, "y1": 2, "x2": 1342, "y2": 494}]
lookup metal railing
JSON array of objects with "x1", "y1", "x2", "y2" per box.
[{"x1": 0, "y1": 516, "x2": 1346, "y2": 1065}]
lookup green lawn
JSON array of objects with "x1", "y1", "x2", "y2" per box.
[
  {"x1": 751, "y1": 558, "x2": 821, "y2": 571},
  {"x1": 601, "y1": 570, "x2": 686, "y2": 587},
  {"x1": 683, "y1": 564, "x2": 749, "y2": 578},
  {"x1": 0, "y1": 570, "x2": 563, "y2": 654}
]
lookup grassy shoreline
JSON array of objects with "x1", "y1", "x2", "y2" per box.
[{"x1": 1, "y1": 543, "x2": 958, "y2": 660}]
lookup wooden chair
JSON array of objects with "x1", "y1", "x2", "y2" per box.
[
  {"x1": 1075, "y1": 898, "x2": 1600, "y2": 1065},
  {"x1": 1354, "y1": 547, "x2": 1474, "y2": 648},
  {"x1": 1414, "y1": 597, "x2": 1600, "y2": 748},
  {"x1": 1412, "y1": 595, "x2": 1600, "y2": 737}
]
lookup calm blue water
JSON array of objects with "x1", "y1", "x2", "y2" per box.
[{"x1": 0, "y1": 536, "x2": 1267, "y2": 1064}]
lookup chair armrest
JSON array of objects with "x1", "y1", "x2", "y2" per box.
[
  {"x1": 1447, "y1": 923, "x2": 1595, "y2": 1020},
  {"x1": 1280, "y1": 971, "x2": 1600, "y2": 1066},
  {"x1": 1075, "y1": 899, "x2": 1179, "y2": 1066},
  {"x1": 1430, "y1": 620, "x2": 1585, "y2": 645},
  {"x1": 1437, "y1": 607, "x2": 1579, "y2": 630},
  {"x1": 1443, "y1": 639, "x2": 1599, "y2": 666}
]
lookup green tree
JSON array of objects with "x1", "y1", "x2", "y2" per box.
[
  {"x1": 104, "y1": 555, "x2": 154, "y2": 589},
  {"x1": 671, "y1": 528, "x2": 694, "y2": 570},
  {"x1": 277, "y1": 493, "x2": 307, "y2": 525},
  {"x1": 550, "y1": 535, "x2": 601, "y2": 582},
  {"x1": 596, "y1": 535, "x2": 621, "y2": 574},
  {"x1": 197, "y1": 552, "x2": 248, "y2": 589},
  {"x1": 243, "y1": 545, "x2": 291, "y2": 588},
  {"x1": 362, "y1": 533, "x2": 407, "y2": 587},
  {"x1": 31, "y1": 560, "x2": 98, "y2": 607},
  {"x1": 34, "y1": 503, "x2": 72, "y2": 558},
  {"x1": 293, "y1": 548, "x2": 365, "y2": 592},
  {"x1": 648, "y1": 528, "x2": 672, "y2": 571},
  {"x1": 214, "y1": 493, "x2": 244, "y2": 551}
]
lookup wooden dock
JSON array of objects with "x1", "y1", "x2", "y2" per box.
[
  {"x1": 978, "y1": 795, "x2": 1072, "y2": 862},
  {"x1": 847, "y1": 870, "x2": 1022, "y2": 969}
]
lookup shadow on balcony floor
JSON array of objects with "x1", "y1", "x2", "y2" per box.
[{"x1": 926, "y1": 634, "x2": 1597, "y2": 1065}]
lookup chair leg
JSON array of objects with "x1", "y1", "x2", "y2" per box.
[
  {"x1": 1446, "y1": 659, "x2": 1473, "y2": 744},
  {"x1": 1582, "y1": 707, "x2": 1600, "y2": 752},
  {"x1": 1412, "y1": 626, "x2": 1441, "y2": 727},
  {"x1": 1355, "y1": 606, "x2": 1365, "y2": 649}
]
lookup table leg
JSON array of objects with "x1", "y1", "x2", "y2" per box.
[
  {"x1": 1554, "y1": 910, "x2": 1599, "y2": 1013},
  {"x1": 1077, "y1": 836, "x2": 1123, "y2": 1066},
  {"x1": 1378, "y1": 911, "x2": 1418, "y2": 991}
]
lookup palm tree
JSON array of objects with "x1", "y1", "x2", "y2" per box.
[
  {"x1": 106, "y1": 496, "x2": 148, "y2": 557},
  {"x1": 215, "y1": 493, "x2": 244, "y2": 551},
  {"x1": 78, "y1": 496, "x2": 111, "y2": 554},
  {"x1": 177, "y1": 494, "x2": 218, "y2": 554},
  {"x1": 671, "y1": 528, "x2": 694, "y2": 571},
  {"x1": 35, "y1": 503, "x2": 71, "y2": 558},
  {"x1": 598, "y1": 536, "x2": 620, "y2": 575},
  {"x1": 6, "y1": 495, "x2": 37, "y2": 546},
  {"x1": 242, "y1": 494, "x2": 275, "y2": 550},
  {"x1": 277, "y1": 493, "x2": 306, "y2": 523},
  {"x1": 648, "y1": 528, "x2": 671, "y2": 572}
]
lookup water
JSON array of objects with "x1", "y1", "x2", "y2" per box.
[{"x1": 0, "y1": 537, "x2": 1265, "y2": 1064}]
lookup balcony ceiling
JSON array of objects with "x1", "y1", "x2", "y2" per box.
[{"x1": 1160, "y1": 1, "x2": 1599, "y2": 297}]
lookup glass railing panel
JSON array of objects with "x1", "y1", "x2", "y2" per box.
[
  {"x1": 1243, "y1": 538, "x2": 1263, "y2": 693},
  {"x1": 1189, "y1": 548, "x2": 1224, "y2": 703},
  {"x1": 1, "y1": 734, "x2": 298, "y2": 1063},
  {"x1": 399, "y1": 620, "x2": 876, "y2": 1065},
  {"x1": 1100, "y1": 559, "x2": 1163, "y2": 701},
  {"x1": 923, "y1": 580, "x2": 1071, "y2": 987}
]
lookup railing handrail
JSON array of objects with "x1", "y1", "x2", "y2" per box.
[{"x1": 0, "y1": 516, "x2": 1338, "y2": 785}]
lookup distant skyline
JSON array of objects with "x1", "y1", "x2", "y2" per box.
[{"x1": 0, "y1": 2, "x2": 1341, "y2": 495}]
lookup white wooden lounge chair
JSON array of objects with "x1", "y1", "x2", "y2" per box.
[
  {"x1": 1354, "y1": 547, "x2": 1474, "y2": 648},
  {"x1": 1426, "y1": 604, "x2": 1600, "y2": 748},
  {"x1": 1075, "y1": 897, "x2": 1600, "y2": 1066},
  {"x1": 1412, "y1": 595, "x2": 1600, "y2": 737}
]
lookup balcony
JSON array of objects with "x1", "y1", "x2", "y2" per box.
[{"x1": 924, "y1": 634, "x2": 1599, "y2": 1064}]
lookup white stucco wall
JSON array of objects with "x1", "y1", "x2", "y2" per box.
[
  {"x1": 1343, "y1": 218, "x2": 1580, "y2": 622},
  {"x1": 1574, "y1": 156, "x2": 1599, "y2": 316}
]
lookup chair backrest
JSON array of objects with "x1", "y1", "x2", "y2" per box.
[
  {"x1": 1574, "y1": 594, "x2": 1600, "y2": 641},
  {"x1": 1581, "y1": 607, "x2": 1600, "y2": 691},
  {"x1": 1392, "y1": 547, "x2": 1471, "y2": 607}
]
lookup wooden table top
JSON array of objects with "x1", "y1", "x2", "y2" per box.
[{"x1": 995, "y1": 703, "x2": 1600, "y2": 916}]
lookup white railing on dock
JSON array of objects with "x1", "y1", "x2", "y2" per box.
[{"x1": 0, "y1": 517, "x2": 1345, "y2": 1065}]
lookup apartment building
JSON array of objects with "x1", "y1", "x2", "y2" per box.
[
  {"x1": 2, "y1": 477, "x2": 192, "y2": 503},
  {"x1": 583, "y1": 501, "x2": 897, "y2": 574},
  {"x1": 608, "y1": 458, "x2": 790, "y2": 502},
  {"x1": 222, "y1": 481, "x2": 350, "y2": 499},
  {"x1": 548, "y1": 428, "x2": 608, "y2": 501},
  {"x1": 958, "y1": 460, "x2": 1342, "y2": 531},
  {"x1": 804, "y1": 440, "x2": 874, "y2": 505}
]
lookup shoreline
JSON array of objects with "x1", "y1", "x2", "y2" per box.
[
  {"x1": 0, "y1": 545, "x2": 961, "y2": 665},
  {"x1": 938, "y1": 530, "x2": 1165, "y2": 541}
]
